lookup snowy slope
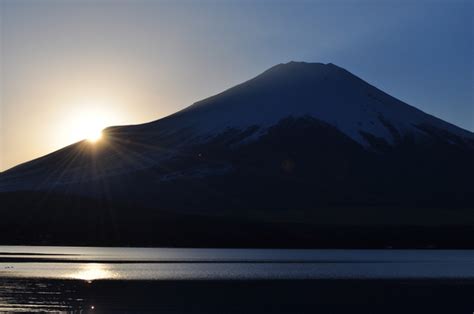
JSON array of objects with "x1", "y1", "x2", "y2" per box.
[{"x1": 119, "y1": 61, "x2": 473, "y2": 146}]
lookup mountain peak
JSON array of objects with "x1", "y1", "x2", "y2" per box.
[
  {"x1": 248, "y1": 61, "x2": 354, "y2": 91},
  {"x1": 160, "y1": 61, "x2": 473, "y2": 148},
  {"x1": 263, "y1": 61, "x2": 333, "y2": 76}
]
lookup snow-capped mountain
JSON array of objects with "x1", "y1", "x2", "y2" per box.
[
  {"x1": 149, "y1": 61, "x2": 472, "y2": 146},
  {"x1": 1, "y1": 62, "x2": 472, "y2": 191},
  {"x1": 0, "y1": 62, "x2": 473, "y2": 246}
]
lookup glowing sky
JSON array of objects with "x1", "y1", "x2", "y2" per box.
[{"x1": 0, "y1": 0, "x2": 473, "y2": 171}]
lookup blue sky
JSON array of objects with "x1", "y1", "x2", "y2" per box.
[{"x1": 1, "y1": 0, "x2": 473, "y2": 169}]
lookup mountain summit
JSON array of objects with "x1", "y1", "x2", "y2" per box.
[
  {"x1": 1, "y1": 62, "x2": 473, "y2": 246},
  {"x1": 112, "y1": 61, "x2": 472, "y2": 148}
]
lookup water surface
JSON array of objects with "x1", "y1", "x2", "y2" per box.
[
  {"x1": 2, "y1": 246, "x2": 474, "y2": 280},
  {"x1": 1, "y1": 246, "x2": 474, "y2": 312}
]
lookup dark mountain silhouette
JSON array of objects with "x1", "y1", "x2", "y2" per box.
[{"x1": 1, "y1": 62, "x2": 473, "y2": 247}]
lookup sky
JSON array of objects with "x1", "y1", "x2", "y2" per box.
[{"x1": 0, "y1": 0, "x2": 473, "y2": 171}]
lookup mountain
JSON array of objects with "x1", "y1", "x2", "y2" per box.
[{"x1": 1, "y1": 62, "x2": 473, "y2": 247}]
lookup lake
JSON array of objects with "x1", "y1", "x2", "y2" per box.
[{"x1": 1, "y1": 246, "x2": 474, "y2": 313}]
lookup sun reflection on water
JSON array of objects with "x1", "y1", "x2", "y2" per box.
[{"x1": 70, "y1": 263, "x2": 116, "y2": 281}]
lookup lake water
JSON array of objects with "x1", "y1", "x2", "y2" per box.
[{"x1": 1, "y1": 246, "x2": 474, "y2": 312}]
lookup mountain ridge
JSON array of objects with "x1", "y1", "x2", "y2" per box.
[
  {"x1": 1, "y1": 61, "x2": 473, "y2": 190},
  {"x1": 113, "y1": 61, "x2": 473, "y2": 146},
  {"x1": 0, "y1": 61, "x2": 473, "y2": 247},
  {"x1": 0, "y1": 62, "x2": 474, "y2": 248},
  {"x1": 2, "y1": 61, "x2": 473, "y2": 176}
]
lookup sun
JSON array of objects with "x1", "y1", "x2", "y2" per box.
[
  {"x1": 56, "y1": 104, "x2": 126, "y2": 147},
  {"x1": 85, "y1": 128, "x2": 103, "y2": 143},
  {"x1": 77, "y1": 115, "x2": 105, "y2": 143},
  {"x1": 63, "y1": 108, "x2": 111, "y2": 144}
]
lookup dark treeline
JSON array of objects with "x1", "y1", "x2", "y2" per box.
[{"x1": 1, "y1": 191, "x2": 474, "y2": 248}]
